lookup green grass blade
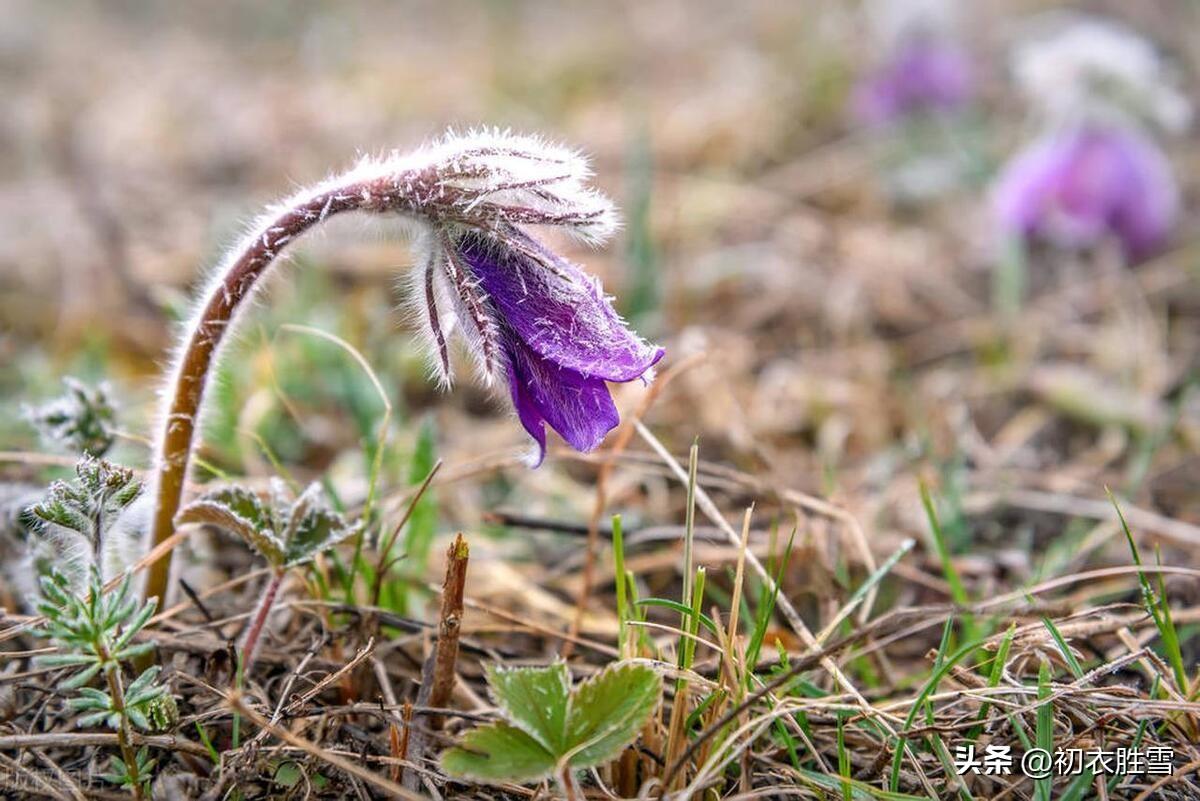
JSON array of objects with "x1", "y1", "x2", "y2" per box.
[
  {"x1": 612, "y1": 514, "x2": 628, "y2": 654},
  {"x1": 967, "y1": 623, "x2": 1015, "y2": 743},
  {"x1": 636, "y1": 598, "x2": 719, "y2": 636},
  {"x1": 1034, "y1": 661, "x2": 1053, "y2": 801},
  {"x1": 919, "y1": 483, "x2": 968, "y2": 607},
  {"x1": 1040, "y1": 617, "x2": 1083, "y2": 679}
]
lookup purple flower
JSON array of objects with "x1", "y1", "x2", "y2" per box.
[
  {"x1": 391, "y1": 132, "x2": 662, "y2": 464},
  {"x1": 852, "y1": 35, "x2": 974, "y2": 126},
  {"x1": 991, "y1": 125, "x2": 1178, "y2": 261},
  {"x1": 449, "y1": 229, "x2": 663, "y2": 464}
]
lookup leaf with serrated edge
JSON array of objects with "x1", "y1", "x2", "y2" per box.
[
  {"x1": 177, "y1": 490, "x2": 285, "y2": 566},
  {"x1": 284, "y1": 501, "x2": 357, "y2": 568},
  {"x1": 564, "y1": 662, "x2": 659, "y2": 769},
  {"x1": 485, "y1": 662, "x2": 570, "y2": 754},
  {"x1": 440, "y1": 721, "x2": 556, "y2": 784}
]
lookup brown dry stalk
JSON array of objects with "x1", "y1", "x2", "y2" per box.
[
  {"x1": 403, "y1": 532, "x2": 469, "y2": 791},
  {"x1": 428, "y1": 533, "x2": 469, "y2": 727},
  {"x1": 394, "y1": 701, "x2": 414, "y2": 783}
]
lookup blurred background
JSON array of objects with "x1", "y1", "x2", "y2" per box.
[{"x1": 2, "y1": 0, "x2": 1200, "y2": 596}]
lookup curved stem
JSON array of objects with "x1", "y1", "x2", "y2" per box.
[
  {"x1": 239, "y1": 567, "x2": 285, "y2": 674},
  {"x1": 143, "y1": 171, "x2": 420, "y2": 604}
]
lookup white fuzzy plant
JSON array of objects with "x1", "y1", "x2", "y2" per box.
[
  {"x1": 143, "y1": 129, "x2": 622, "y2": 605},
  {"x1": 20, "y1": 457, "x2": 150, "y2": 599}
]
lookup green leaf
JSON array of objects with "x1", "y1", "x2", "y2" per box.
[
  {"x1": 178, "y1": 488, "x2": 284, "y2": 565},
  {"x1": 634, "y1": 597, "x2": 719, "y2": 635},
  {"x1": 60, "y1": 662, "x2": 102, "y2": 690},
  {"x1": 282, "y1": 484, "x2": 359, "y2": 567},
  {"x1": 486, "y1": 662, "x2": 570, "y2": 754},
  {"x1": 440, "y1": 721, "x2": 557, "y2": 784},
  {"x1": 180, "y1": 483, "x2": 356, "y2": 570},
  {"x1": 564, "y1": 662, "x2": 659, "y2": 769}
]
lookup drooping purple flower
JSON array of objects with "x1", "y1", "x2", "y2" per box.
[
  {"x1": 991, "y1": 125, "x2": 1178, "y2": 261},
  {"x1": 399, "y1": 131, "x2": 663, "y2": 464},
  {"x1": 450, "y1": 228, "x2": 663, "y2": 463},
  {"x1": 852, "y1": 35, "x2": 974, "y2": 126}
]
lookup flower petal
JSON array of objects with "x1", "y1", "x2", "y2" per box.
[
  {"x1": 456, "y1": 230, "x2": 663, "y2": 382},
  {"x1": 853, "y1": 37, "x2": 973, "y2": 126},
  {"x1": 504, "y1": 331, "x2": 620, "y2": 465},
  {"x1": 992, "y1": 126, "x2": 1177, "y2": 261}
]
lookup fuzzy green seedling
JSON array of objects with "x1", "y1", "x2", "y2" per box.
[
  {"x1": 177, "y1": 480, "x2": 359, "y2": 672},
  {"x1": 24, "y1": 376, "x2": 118, "y2": 457},
  {"x1": 34, "y1": 568, "x2": 170, "y2": 799}
]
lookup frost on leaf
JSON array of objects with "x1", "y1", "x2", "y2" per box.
[
  {"x1": 177, "y1": 481, "x2": 358, "y2": 569},
  {"x1": 29, "y1": 457, "x2": 143, "y2": 552},
  {"x1": 24, "y1": 377, "x2": 118, "y2": 457}
]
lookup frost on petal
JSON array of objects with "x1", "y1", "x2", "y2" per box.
[
  {"x1": 992, "y1": 126, "x2": 1177, "y2": 260},
  {"x1": 456, "y1": 229, "x2": 664, "y2": 383},
  {"x1": 504, "y1": 331, "x2": 620, "y2": 466}
]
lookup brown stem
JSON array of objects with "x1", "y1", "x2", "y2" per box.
[
  {"x1": 402, "y1": 533, "x2": 469, "y2": 791},
  {"x1": 143, "y1": 170, "x2": 427, "y2": 605},
  {"x1": 239, "y1": 568, "x2": 285, "y2": 675},
  {"x1": 427, "y1": 533, "x2": 468, "y2": 723}
]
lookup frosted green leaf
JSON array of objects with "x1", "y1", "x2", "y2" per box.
[
  {"x1": 485, "y1": 661, "x2": 570, "y2": 753},
  {"x1": 178, "y1": 483, "x2": 356, "y2": 569},
  {"x1": 565, "y1": 662, "x2": 660, "y2": 768},
  {"x1": 177, "y1": 487, "x2": 284, "y2": 565},
  {"x1": 29, "y1": 457, "x2": 142, "y2": 548},
  {"x1": 440, "y1": 721, "x2": 557, "y2": 783},
  {"x1": 24, "y1": 377, "x2": 117, "y2": 457},
  {"x1": 282, "y1": 484, "x2": 360, "y2": 567}
]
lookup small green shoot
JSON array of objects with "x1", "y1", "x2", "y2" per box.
[
  {"x1": 1040, "y1": 617, "x2": 1083, "y2": 679},
  {"x1": 33, "y1": 568, "x2": 170, "y2": 799},
  {"x1": 24, "y1": 376, "x2": 118, "y2": 457},
  {"x1": 1034, "y1": 660, "x2": 1054, "y2": 801},
  {"x1": 1109, "y1": 490, "x2": 1188, "y2": 695}
]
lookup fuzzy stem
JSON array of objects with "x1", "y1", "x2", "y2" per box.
[
  {"x1": 143, "y1": 169, "x2": 429, "y2": 605},
  {"x1": 99, "y1": 653, "x2": 144, "y2": 799},
  {"x1": 239, "y1": 568, "x2": 285, "y2": 674}
]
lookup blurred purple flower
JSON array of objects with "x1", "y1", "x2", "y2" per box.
[
  {"x1": 852, "y1": 36, "x2": 974, "y2": 126},
  {"x1": 438, "y1": 228, "x2": 663, "y2": 465},
  {"x1": 991, "y1": 125, "x2": 1178, "y2": 261}
]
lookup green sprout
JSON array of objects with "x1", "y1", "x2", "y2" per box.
[
  {"x1": 33, "y1": 568, "x2": 171, "y2": 799},
  {"x1": 177, "y1": 480, "x2": 360, "y2": 672}
]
